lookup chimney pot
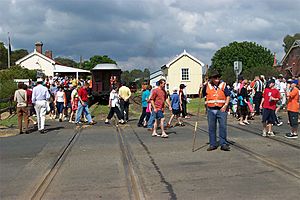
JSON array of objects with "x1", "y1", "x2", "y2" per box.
[
  {"x1": 45, "y1": 50, "x2": 53, "y2": 59},
  {"x1": 35, "y1": 41, "x2": 43, "y2": 54}
]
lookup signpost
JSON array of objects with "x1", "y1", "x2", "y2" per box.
[{"x1": 234, "y1": 61, "x2": 242, "y2": 81}]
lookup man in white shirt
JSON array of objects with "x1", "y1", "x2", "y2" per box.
[{"x1": 32, "y1": 78, "x2": 50, "y2": 133}]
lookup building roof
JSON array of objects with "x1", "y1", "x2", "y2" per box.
[
  {"x1": 281, "y1": 40, "x2": 300, "y2": 64},
  {"x1": 162, "y1": 50, "x2": 205, "y2": 69},
  {"x1": 92, "y1": 63, "x2": 120, "y2": 70},
  {"x1": 15, "y1": 49, "x2": 56, "y2": 65},
  {"x1": 54, "y1": 65, "x2": 90, "y2": 73}
]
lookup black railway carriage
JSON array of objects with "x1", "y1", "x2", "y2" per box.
[{"x1": 91, "y1": 63, "x2": 122, "y2": 102}]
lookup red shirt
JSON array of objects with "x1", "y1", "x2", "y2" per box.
[
  {"x1": 26, "y1": 89, "x2": 33, "y2": 105},
  {"x1": 78, "y1": 87, "x2": 89, "y2": 102},
  {"x1": 150, "y1": 88, "x2": 167, "y2": 111},
  {"x1": 262, "y1": 87, "x2": 280, "y2": 110}
]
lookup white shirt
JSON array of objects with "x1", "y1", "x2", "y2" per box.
[
  {"x1": 32, "y1": 84, "x2": 50, "y2": 104},
  {"x1": 110, "y1": 89, "x2": 119, "y2": 107},
  {"x1": 56, "y1": 91, "x2": 65, "y2": 103},
  {"x1": 279, "y1": 82, "x2": 286, "y2": 93}
]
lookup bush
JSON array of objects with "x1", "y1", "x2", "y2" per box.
[{"x1": 0, "y1": 66, "x2": 36, "y2": 99}]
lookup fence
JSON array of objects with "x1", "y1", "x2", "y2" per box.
[{"x1": 0, "y1": 97, "x2": 15, "y2": 120}]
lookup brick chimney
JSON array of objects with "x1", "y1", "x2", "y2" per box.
[
  {"x1": 45, "y1": 50, "x2": 53, "y2": 59},
  {"x1": 35, "y1": 41, "x2": 43, "y2": 54}
]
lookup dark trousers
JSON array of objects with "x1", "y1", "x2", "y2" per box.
[
  {"x1": 138, "y1": 107, "x2": 150, "y2": 125},
  {"x1": 181, "y1": 100, "x2": 187, "y2": 117},
  {"x1": 120, "y1": 99, "x2": 129, "y2": 121},
  {"x1": 253, "y1": 92, "x2": 262, "y2": 115},
  {"x1": 107, "y1": 107, "x2": 123, "y2": 120}
]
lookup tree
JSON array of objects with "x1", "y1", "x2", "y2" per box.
[
  {"x1": 283, "y1": 33, "x2": 300, "y2": 53},
  {"x1": 82, "y1": 55, "x2": 117, "y2": 70},
  {"x1": 211, "y1": 41, "x2": 276, "y2": 83},
  {"x1": 0, "y1": 42, "x2": 8, "y2": 69},
  {"x1": 121, "y1": 68, "x2": 150, "y2": 88},
  {"x1": 10, "y1": 49, "x2": 28, "y2": 65},
  {"x1": 54, "y1": 57, "x2": 78, "y2": 67}
]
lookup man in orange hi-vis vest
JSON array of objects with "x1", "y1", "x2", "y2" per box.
[{"x1": 202, "y1": 70, "x2": 231, "y2": 151}]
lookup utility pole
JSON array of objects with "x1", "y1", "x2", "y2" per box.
[{"x1": 7, "y1": 32, "x2": 11, "y2": 68}]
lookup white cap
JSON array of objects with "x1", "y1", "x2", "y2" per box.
[
  {"x1": 173, "y1": 86, "x2": 178, "y2": 91},
  {"x1": 37, "y1": 78, "x2": 43, "y2": 83}
]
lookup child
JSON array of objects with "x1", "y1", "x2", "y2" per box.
[{"x1": 167, "y1": 87, "x2": 184, "y2": 127}]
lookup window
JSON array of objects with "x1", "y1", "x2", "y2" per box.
[{"x1": 181, "y1": 68, "x2": 189, "y2": 81}]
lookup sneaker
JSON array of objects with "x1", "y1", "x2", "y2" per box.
[
  {"x1": 262, "y1": 130, "x2": 267, "y2": 137},
  {"x1": 243, "y1": 121, "x2": 250, "y2": 125},
  {"x1": 268, "y1": 132, "x2": 275, "y2": 137},
  {"x1": 239, "y1": 122, "x2": 246, "y2": 126},
  {"x1": 137, "y1": 124, "x2": 143, "y2": 127},
  {"x1": 285, "y1": 133, "x2": 298, "y2": 139},
  {"x1": 277, "y1": 122, "x2": 283, "y2": 126},
  {"x1": 161, "y1": 133, "x2": 169, "y2": 138},
  {"x1": 152, "y1": 132, "x2": 160, "y2": 137},
  {"x1": 119, "y1": 120, "x2": 125, "y2": 124},
  {"x1": 88, "y1": 121, "x2": 97, "y2": 125}
]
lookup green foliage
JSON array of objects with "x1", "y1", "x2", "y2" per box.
[
  {"x1": 54, "y1": 57, "x2": 79, "y2": 67},
  {"x1": 121, "y1": 68, "x2": 150, "y2": 88},
  {"x1": 0, "y1": 66, "x2": 36, "y2": 99},
  {"x1": 283, "y1": 33, "x2": 300, "y2": 53},
  {"x1": 0, "y1": 42, "x2": 8, "y2": 69},
  {"x1": 82, "y1": 55, "x2": 117, "y2": 70},
  {"x1": 211, "y1": 41, "x2": 275, "y2": 82},
  {"x1": 10, "y1": 49, "x2": 29, "y2": 65}
]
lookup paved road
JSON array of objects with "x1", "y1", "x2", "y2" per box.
[{"x1": 0, "y1": 113, "x2": 299, "y2": 200}]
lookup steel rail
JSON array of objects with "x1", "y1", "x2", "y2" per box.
[
  {"x1": 185, "y1": 121, "x2": 300, "y2": 181},
  {"x1": 30, "y1": 128, "x2": 81, "y2": 200},
  {"x1": 228, "y1": 124, "x2": 300, "y2": 150}
]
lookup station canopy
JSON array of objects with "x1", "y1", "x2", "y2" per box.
[{"x1": 54, "y1": 65, "x2": 90, "y2": 79}]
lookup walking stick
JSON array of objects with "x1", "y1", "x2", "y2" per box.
[{"x1": 192, "y1": 86, "x2": 203, "y2": 152}]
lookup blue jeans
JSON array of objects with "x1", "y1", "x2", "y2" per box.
[
  {"x1": 147, "y1": 111, "x2": 155, "y2": 128},
  {"x1": 207, "y1": 108, "x2": 228, "y2": 147},
  {"x1": 76, "y1": 101, "x2": 92, "y2": 123}
]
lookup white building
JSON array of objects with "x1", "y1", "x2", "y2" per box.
[
  {"x1": 149, "y1": 70, "x2": 164, "y2": 88},
  {"x1": 150, "y1": 50, "x2": 204, "y2": 95},
  {"x1": 15, "y1": 42, "x2": 90, "y2": 79}
]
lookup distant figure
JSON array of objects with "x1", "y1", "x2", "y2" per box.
[
  {"x1": 32, "y1": 78, "x2": 50, "y2": 134},
  {"x1": 150, "y1": 79, "x2": 172, "y2": 138},
  {"x1": 105, "y1": 86, "x2": 125, "y2": 124},
  {"x1": 119, "y1": 82, "x2": 131, "y2": 122},
  {"x1": 167, "y1": 87, "x2": 184, "y2": 127},
  {"x1": 202, "y1": 70, "x2": 231, "y2": 151},
  {"x1": 14, "y1": 82, "x2": 29, "y2": 134},
  {"x1": 76, "y1": 82, "x2": 96, "y2": 125},
  {"x1": 285, "y1": 79, "x2": 299, "y2": 139},
  {"x1": 253, "y1": 76, "x2": 264, "y2": 115},
  {"x1": 55, "y1": 85, "x2": 66, "y2": 122},
  {"x1": 23, "y1": 84, "x2": 37, "y2": 126},
  {"x1": 137, "y1": 83, "x2": 150, "y2": 127},
  {"x1": 179, "y1": 84, "x2": 189, "y2": 119},
  {"x1": 259, "y1": 79, "x2": 280, "y2": 137}
]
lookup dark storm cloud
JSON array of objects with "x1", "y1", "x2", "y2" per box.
[{"x1": 0, "y1": 0, "x2": 299, "y2": 71}]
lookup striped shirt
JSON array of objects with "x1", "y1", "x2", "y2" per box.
[{"x1": 254, "y1": 80, "x2": 263, "y2": 92}]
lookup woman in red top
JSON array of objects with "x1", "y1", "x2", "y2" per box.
[
  {"x1": 260, "y1": 79, "x2": 280, "y2": 136},
  {"x1": 23, "y1": 84, "x2": 37, "y2": 126}
]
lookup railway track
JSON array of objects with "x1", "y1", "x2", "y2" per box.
[
  {"x1": 228, "y1": 123, "x2": 300, "y2": 150},
  {"x1": 184, "y1": 121, "x2": 300, "y2": 181},
  {"x1": 29, "y1": 127, "x2": 82, "y2": 200},
  {"x1": 26, "y1": 119, "x2": 147, "y2": 200}
]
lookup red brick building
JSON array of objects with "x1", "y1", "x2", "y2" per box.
[{"x1": 279, "y1": 40, "x2": 300, "y2": 77}]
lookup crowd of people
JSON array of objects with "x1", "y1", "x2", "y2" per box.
[
  {"x1": 14, "y1": 75, "x2": 95, "y2": 134},
  {"x1": 13, "y1": 72, "x2": 299, "y2": 151}
]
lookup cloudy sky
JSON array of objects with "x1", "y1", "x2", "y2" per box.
[{"x1": 0, "y1": 0, "x2": 299, "y2": 72}]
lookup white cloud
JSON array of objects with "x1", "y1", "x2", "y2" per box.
[{"x1": 0, "y1": 0, "x2": 299, "y2": 68}]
